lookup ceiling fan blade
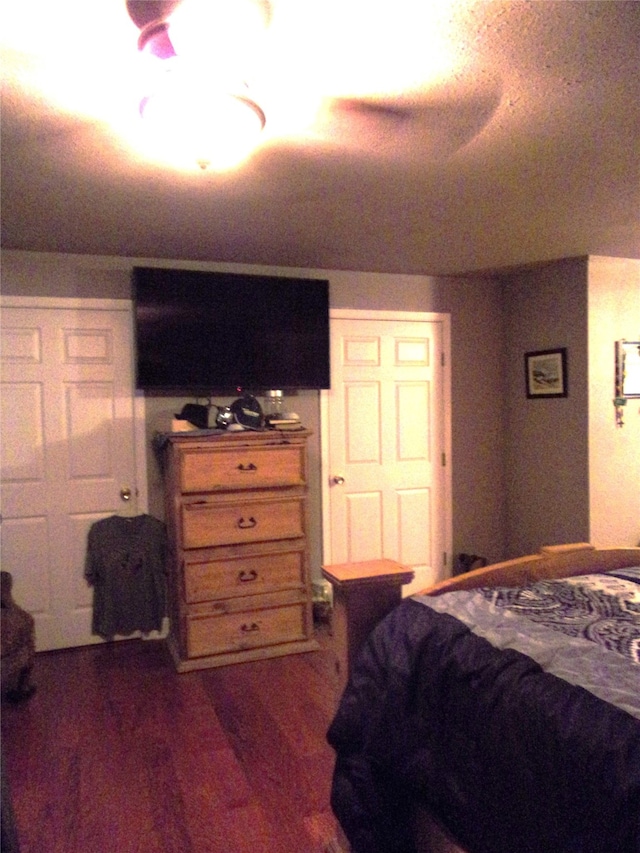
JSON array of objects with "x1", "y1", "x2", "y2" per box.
[
  {"x1": 330, "y1": 98, "x2": 414, "y2": 124},
  {"x1": 315, "y1": 83, "x2": 502, "y2": 158}
]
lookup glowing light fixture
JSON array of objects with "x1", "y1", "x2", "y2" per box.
[
  {"x1": 132, "y1": 0, "x2": 269, "y2": 171},
  {"x1": 139, "y1": 55, "x2": 266, "y2": 170}
]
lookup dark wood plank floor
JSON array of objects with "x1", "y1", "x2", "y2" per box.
[{"x1": 1, "y1": 627, "x2": 350, "y2": 853}]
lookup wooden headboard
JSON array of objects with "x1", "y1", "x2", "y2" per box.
[{"x1": 421, "y1": 543, "x2": 640, "y2": 597}]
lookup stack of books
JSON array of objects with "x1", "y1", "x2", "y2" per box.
[{"x1": 265, "y1": 413, "x2": 303, "y2": 431}]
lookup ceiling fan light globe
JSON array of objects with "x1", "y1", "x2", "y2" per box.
[
  {"x1": 139, "y1": 77, "x2": 265, "y2": 171},
  {"x1": 193, "y1": 91, "x2": 265, "y2": 170}
]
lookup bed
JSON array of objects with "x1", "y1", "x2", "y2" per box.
[{"x1": 326, "y1": 544, "x2": 640, "y2": 853}]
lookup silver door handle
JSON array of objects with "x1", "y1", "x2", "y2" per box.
[{"x1": 332, "y1": 476, "x2": 345, "y2": 485}]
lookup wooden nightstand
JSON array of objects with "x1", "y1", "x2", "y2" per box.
[{"x1": 322, "y1": 559, "x2": 414, "y2": 691}]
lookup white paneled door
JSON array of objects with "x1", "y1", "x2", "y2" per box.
[
  {"x1": 0, "y1": 299, "x2": 144, "y2": 651},
  {"x1": 321, "y1": 311, "x2": 451, "y2": 593}
]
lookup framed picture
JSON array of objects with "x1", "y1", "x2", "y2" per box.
[
  {"x1": 616, "y1": 340, "x2": 640, "y2": 398},
  {"x1": 525, "y1": 348, "x2": 568, "y2": 398}
]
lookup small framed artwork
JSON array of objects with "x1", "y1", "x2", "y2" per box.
[
  {"x1": 525, "y1": 348, "x2": 568, "y2": 398},
  {"x1": 616, "y1": 340, "x2": 640, "y2": 398}
]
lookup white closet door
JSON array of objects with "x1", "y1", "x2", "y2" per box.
[
  {"x1": 322, "y1": 311, "x2": 451, "y2": 593},
  {"x1": 0, "y1": 299, "x2": 144, "y2": 650}
]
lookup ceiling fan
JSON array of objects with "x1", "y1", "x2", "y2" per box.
[
  {"x1": 124, "y1": 0, "x2": 502, "y2": 166},
  {"x1": 0, "y1": 0, "x2": 501, "y2": 170}
]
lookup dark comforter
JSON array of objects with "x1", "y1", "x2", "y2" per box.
[{"x1": 327, "y1": 569, "x2": 640, "y2": 853}]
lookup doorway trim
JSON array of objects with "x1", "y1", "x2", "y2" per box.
[{"x1": 320, "y1": 308, "x2": 452, "y2": 572}]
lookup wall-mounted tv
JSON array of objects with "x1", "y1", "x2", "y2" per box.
[{"x1": 132, "y1": 267, "x2": 330, "y2": 394}]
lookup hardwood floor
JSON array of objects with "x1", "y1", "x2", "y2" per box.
[{"x1": 1, "y1": 626, "x2": 350, "y2": 853}]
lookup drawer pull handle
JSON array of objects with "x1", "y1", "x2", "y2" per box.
[
  {"x1": 237, "y1": 463, "x2": 257, "y2": 472},
  {"x1": 241, "y1": 622, "x2": 260, "y2": 633},
  {"x1": 238, "y1": 569, "x2": 258, "y2": 583},
  {"x1": 237, "y1": 516, "x2": 257, "y2": 529}
]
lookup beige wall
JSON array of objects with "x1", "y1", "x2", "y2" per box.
[
  {"x1": 1, "y1": 250, "x2": 505, "y2": 581},
  {"x1": 499, "y1": 255, "x2": 640, "y2": 555},
  {"x1": 587, "y1": 256, "x2": 640, "y2": 547},
  {"x1": 501, "y1": 257, "x2": 591, "y2": 557},
  {"x1": 3, "y1": 249, "x2": 636, "y2": 574}
]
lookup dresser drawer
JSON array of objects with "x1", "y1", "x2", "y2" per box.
[
  {"x1": 186, "y1": 601, "x2": 308, "y2": 658},
  {"x1": 181, "y1": 495, "x2": 305, "y2": 549},
  {"x1": 179, "y1": 444, "x2": 305, "y2": 493},
  {"x1": 184, "y1": 547, "x2": 305, "y2": 603},
  {"x1": 186, "y1": 588, "x2": 304, "y2": 616}
]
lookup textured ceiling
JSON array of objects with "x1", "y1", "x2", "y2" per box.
[{"x1": 1, "y1": 0, "x2": 639, "y2": 275}]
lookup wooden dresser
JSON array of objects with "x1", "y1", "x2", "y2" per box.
[{"x1": 160, "y1": 430, "x2": 318, "y2": 671}]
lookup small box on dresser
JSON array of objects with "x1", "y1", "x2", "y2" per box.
[{"x1": 160, "y1": 429, "x2": 319, "y2": 671}]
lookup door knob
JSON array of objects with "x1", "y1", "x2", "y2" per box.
[
  {"x1": 120, "y1": 487, "x2": 132, "y2": 502},
  {"x1": 332, "y1": 476, "x2": 345, "y2": 485}
]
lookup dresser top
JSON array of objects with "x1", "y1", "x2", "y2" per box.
[{"x1": 154, "y1": 428, "x2": 311, "y2": 452}]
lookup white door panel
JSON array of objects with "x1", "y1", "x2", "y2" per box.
[
  {"x1": 0, "y1": 299, "x2": 146, "y2": 651},
  {"x1": 322, "y1": 311, "x2": 451, "y2": 593},
  {"x1": 0, "y1": 382, "x2": 47, "y2": 517}
]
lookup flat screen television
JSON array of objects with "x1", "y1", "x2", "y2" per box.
[{"x1": 132, "y1": 267, "x2": 330, "y2": 393}]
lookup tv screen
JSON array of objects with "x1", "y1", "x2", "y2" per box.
[{"x1": 132, "y1": 267, "x2": 330, "y2": 393}]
